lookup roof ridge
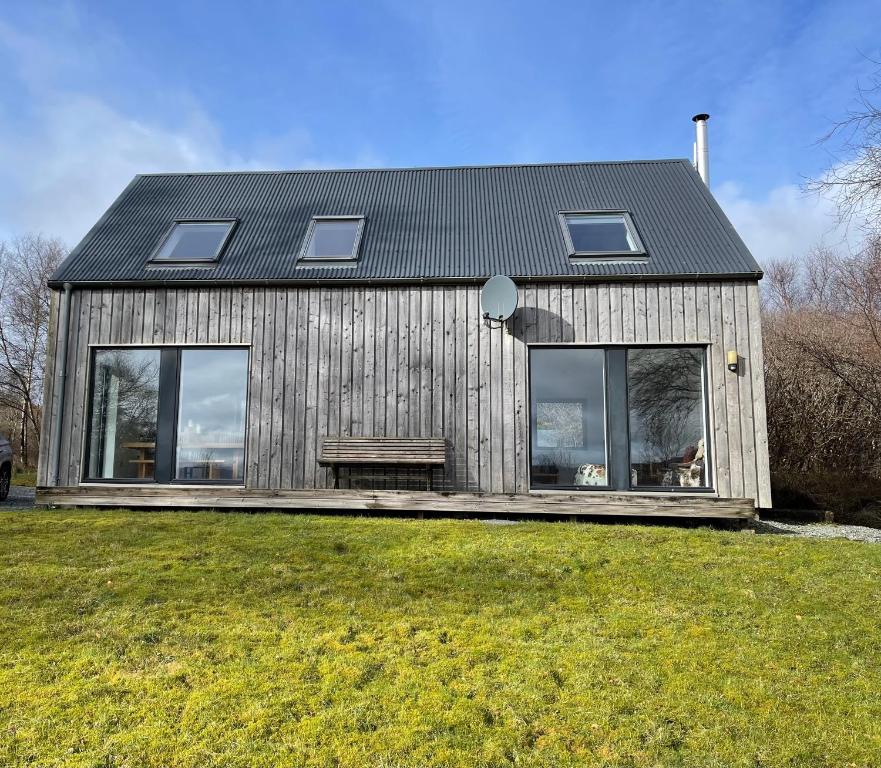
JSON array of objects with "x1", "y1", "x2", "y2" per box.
[{"x1": 137, "y1": 158, "x2": 692, "y2": 178}]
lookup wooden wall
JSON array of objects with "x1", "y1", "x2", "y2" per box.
[{"x1": 38, "y1": 281, "x2": 772, "y2": 507}]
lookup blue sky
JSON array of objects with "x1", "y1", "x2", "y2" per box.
[{"x1": 0, "y1": 0, "x2": 878, "y2": 263}]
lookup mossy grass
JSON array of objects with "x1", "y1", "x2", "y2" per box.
[
  {"x1": 2, "y1": 509, "x2": 880, "y2": 766},
  {"x1": 11, "y1": 468, "x2": 36, "y2": 487}
]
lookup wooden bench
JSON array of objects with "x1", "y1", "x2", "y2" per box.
[{"x1": 319, "y1": 437, "x2": 446, "y2": 490}]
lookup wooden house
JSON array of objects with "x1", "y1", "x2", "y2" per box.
[{"x1": 37, "y1": 153, "x2": 770, "y2": 519}]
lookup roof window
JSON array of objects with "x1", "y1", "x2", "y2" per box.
[
  {"x1": 150, "y1": 220, "x2": 236, "y2": 264},
  {"x1": 298, "y1": 216, "x2": 365, "y2": 265},
  {"x1": 559, "y1": 212, "x2": 645, "y2": 259}
]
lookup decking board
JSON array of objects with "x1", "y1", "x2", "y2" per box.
[{"x1": 37, "y1": 485, "x2": 755, "y2": 519}]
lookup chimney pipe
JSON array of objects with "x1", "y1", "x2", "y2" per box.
[{"x1": 692, "y1": 113, "x2": 710, "y2": 186}]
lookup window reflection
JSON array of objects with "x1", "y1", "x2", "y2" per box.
[
  {"x1": 628, "y1": 348, "x2": 708, "y2": 488},
  {"x1": 87, "y1": 349, "x2": 160, "y2": 479},
  {"x1": 175, "y1": 349, "x2": 248, "y2": 481},
  {"x1": 153, "y1": 221, "x2": 233, "y2": 262},
  {"x1": 565, "y1": 215, "x2": 635, "y2": 252},
  {"x1": 302, "y1": 218, "x2": 363, "y2": 260},
  {"x1": 530, "y1": 348, "x2": 606, "y2": 487}
]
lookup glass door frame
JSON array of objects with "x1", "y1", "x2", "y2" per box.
[
  {"x1": 527, "y1": 344, "x2": 714, "y2": 493},
  {"x1": 82, "y1": 344, "x2": 250, "y2": 486},
  {"x1": 528, "y1": 346, "x2": 611, "y2": 491},
  {"x1": 83, "y1": 347, "x2": 162, "y2": 484}
]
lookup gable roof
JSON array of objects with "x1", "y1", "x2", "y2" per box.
[{"x1": 50, "y1": 159, "x2": 762, "y2": 286}]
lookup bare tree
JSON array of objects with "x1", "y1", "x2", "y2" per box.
[
  {"x1": 762, "y1": 243, "x2": 881, "y2": 478},
  {"x1": 766, "y1": 75, "x2": 881, "y2": 515},
  {"x1": 0, "y1": 235, "x2": 65, "y2": 465},
  {"x1": 808, "y1": 68, "x2": 881, "y2": 231}
]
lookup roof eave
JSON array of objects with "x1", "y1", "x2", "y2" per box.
[{"x1": 47, "y1": 270, "x2": 764, "y2": 291}]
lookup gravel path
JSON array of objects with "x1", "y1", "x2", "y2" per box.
[
  {"x1": 755, "y1": 518, "x2": 881, "y2": 543},
  {"x1": 0, "y1": 485, "x2": 36, "y2": 510}
]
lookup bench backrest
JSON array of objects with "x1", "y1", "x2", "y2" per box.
[{"x1": 319, "y1": 437, "x2": 447, "y2": 465}]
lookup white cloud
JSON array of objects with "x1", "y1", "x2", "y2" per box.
[
  {"x1": 714, "y1": 180, "x2": 865, "y2": 268},
  {"x1": 0, "y1": 93, "x2": 268, "y2": 246},
  {"x1": 0, "y1": 91, "x2": 385, "y2": 248},
  {"x1": 0, "y1": 11, "x2": 266, "y2": 246},
  {"x1": 0, "y1": 12, "x2": 383, "y2": 247}
]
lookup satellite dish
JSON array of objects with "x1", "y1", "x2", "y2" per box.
[{"x1": 481, "y1": 274, "x2": 518, "y2": 322}]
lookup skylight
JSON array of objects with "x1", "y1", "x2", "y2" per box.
[
  {"x1": 559, "y1": 212, "x2": 645, "y2": 258},
  {"x1": 151, "y1": 220, "x2": 236, "y2": 264},
  {"x1": 299, "y1": 216, "x2": 365, "y2": 264}
]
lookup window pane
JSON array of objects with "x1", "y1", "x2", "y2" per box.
[
  {"x1": 87, "y1": 349, "x2": 160, "y2": 480},
  {"x1": 305, "y1": 219, "x2": 360, "y2": 259},
  {"x1": 628, "y1": 348, "x2": 708, "y2": 488},
  {"x1": 175, "y1": 349, "x2": 248, "y2": 482},
  {"x1": 530, "y1": 348, "x2": 606, "y2": 488},
  {"x1": 565, "y1": 214, "x2": 637, "y2": 253},
  {"x1": 154, "y1": 222, "x2": 232, "y2": 261}
]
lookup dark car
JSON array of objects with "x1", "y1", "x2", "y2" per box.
[{"x1": 0, "y1": 435, "x2": 12, "y2": 500}]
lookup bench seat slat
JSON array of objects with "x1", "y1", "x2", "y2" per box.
[
  {"x1": 319, "y1": 437, "x2": 446, "y2": 466},
  {"x1": 321, "y1": 450, "x2": 445, "y2": 455},
  {"x1": 321, "y1": 451, "x2": 445, "y2": 456}
]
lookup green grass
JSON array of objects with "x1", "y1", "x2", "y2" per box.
[
  {"x1": 2, "y1": 510, "x2": 880, "y2": 767},
  {"x1": 12, "y1": 468, "x2": 36, "y2": 487}
]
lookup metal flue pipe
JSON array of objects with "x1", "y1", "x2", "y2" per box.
[{"x1": 692, "y1": 113, "x2": 710, "y2": 186}]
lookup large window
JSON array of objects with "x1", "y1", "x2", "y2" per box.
[
  {"x1": 628, "y1": 348, "x2": 707, "y2": 488},
  {"x1": 176, "y1": 349, "x2": 248, "y2": 481},
  {"x1": 87, "y1": 349, "x2": 161, "y2": 480},
  {"x1": 529, "y1": 346, "x2": 710, "y2": 491},
  {"x1": 86, "y1": 347, "x2": 248, "y2": 484},
  {"x1": 530, "y1": 348, "x2": 607, "y2": 488}
]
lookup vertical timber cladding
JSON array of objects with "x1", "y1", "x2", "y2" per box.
[{"x1": 42, "y1": 281, "x2": 772, "y2": 507}]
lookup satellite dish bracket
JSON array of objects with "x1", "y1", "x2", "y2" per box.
[{"x1": 482, "y1": 311, "x2": 510, "y2": 331}]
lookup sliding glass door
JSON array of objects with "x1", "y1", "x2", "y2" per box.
[
  {"x1": 175, "y1": 349, "x2": 248, "y2": 482},
  {"x1": 530, "y1": 348, "x2": 607, "y2": 488},
  {"x1": 628, "y1": 348, "x2": 708, "y2": 488},
  {"x1": 85, "y1": 347, "x2": 248, "y2": 484},
  {"x1": 529, "y1": 346, "x2": 710, "y2": 491},
  {"x1": 87, "y1": 349, "x2": 161, "y2": 480}
]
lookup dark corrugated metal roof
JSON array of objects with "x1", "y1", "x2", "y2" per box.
[{"x1": 50, "y1": 159, "x2": 762, "y2": 285}]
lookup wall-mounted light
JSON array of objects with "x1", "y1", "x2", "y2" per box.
[{"x1": 727, "y1": 350, "x2": 739, "y2": 374}]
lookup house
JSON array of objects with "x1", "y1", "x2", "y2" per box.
[{"x1": 36, "y1": 120, "x2": 770, "y2": 519}]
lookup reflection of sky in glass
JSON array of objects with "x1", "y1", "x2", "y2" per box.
[
  {"x1": 177, "y1": 349, "x2": 248, "y2": 439},
  {"x1": 530, "y1": 348, "x2": 606, "y2": 477},
  {"x1": 155, "y1": 222, "x2": 232, "y2": 261},
  {"x1": 306, "y1": 220, "x2": 360, "y2": 258},
  {"x1": 566, "y1": 216, "x2": 634, "y2": 252}
]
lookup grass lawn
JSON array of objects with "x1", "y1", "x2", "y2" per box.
[
  {"x1": 11, "y1": 468, "x2": 36, "y2": 487},
  {"x1": 2, "y1": 510, "x2": 880, "y2": 767}
]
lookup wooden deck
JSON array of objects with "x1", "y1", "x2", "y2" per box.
[{"x1": 36, "y1": 486, "x2": 755, "y2": 519}]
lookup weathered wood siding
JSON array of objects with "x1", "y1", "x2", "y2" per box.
[{"x1": 38, "y1": 281, "x2": 772, "y2": 506}]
